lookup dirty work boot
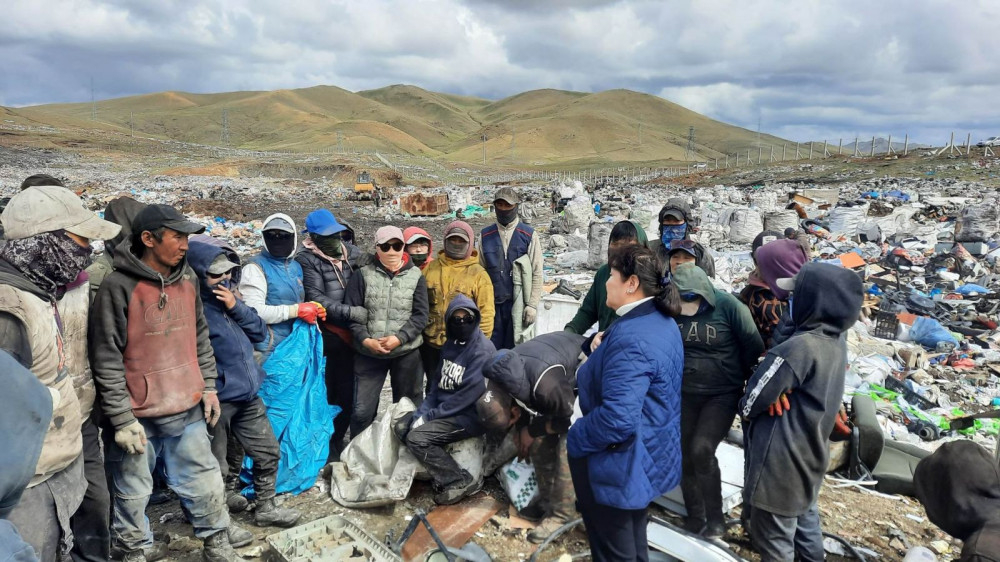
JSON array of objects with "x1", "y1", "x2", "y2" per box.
[
  {"x1": 121, "y1": 550, "x2": 147, "y2": 562},
  {"x1": 226, "y1": 491, "x2": 248, "y2": 513},
  {"x1": 433, "y1": 470, "x2": 482, "y2": 506},
  {"x1": 227, "y1": 524, "x2": 253, "y2": 548},
  {"x1": 202, "y1": 530, "x2": 239, "y2": 562},
  {"x1": 682, "y1": 517, "x2": 705, "y2": 535},
  {"x1": 254, "y1": 498, "x2": 302, "y2": 528},
  {"x1": 527, "y1": 517, "x2": 567, "y2": 544},
  {"x1": 143, "y1": 541, "x2": 169, "y2": 562},
  {"x1": 703, "y1": 521, "x2": 727, "y2": 542}
]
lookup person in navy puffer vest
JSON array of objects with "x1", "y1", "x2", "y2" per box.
[
  {"x1": 187, "y1": 239, "x2": 302, "y2": 529},
  {"x1": 478, "y1": 187, "x2": 542, "y2": 350},
  {"x1": 568, "y1": 245, "x2": 684, "y2": 562}
]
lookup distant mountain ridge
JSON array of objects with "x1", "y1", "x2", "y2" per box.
[{"x1": 8, "y1": 84, "x2": 792, "y2": 165}]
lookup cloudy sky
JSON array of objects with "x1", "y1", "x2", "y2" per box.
[{"x1": 2, "y1": 0, "x2": 998, "y2": 143}]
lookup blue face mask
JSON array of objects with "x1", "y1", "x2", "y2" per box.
[{"x1": 660, "y1": 224, "x2": 687, "y2": 246}]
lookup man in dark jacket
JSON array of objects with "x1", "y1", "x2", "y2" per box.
[
  {"x1": 188, "y1": 240, "x2": 301, "y2": 529},
  {"x1": 396, "y1": 295, "x2": 495, "y2": 505},
  {"x1": 650, "y1": 198, "x2": 716, "y2": 278},
  {"x1": 0, "y1": 186, "x2": 120, "y2": 562},
  {"x1": 483, "y1": 331, "x2": 584, "y2": 543},
  {"x1": 90, "y1": 204, "x2": 242, "y2": 562},
  {"x1": 296, "y1": 209, "x2": 364, "y2": 458},
  {"x1": 914, "y1": 440, "x2": 1000, "y2": 562},
  {"x1": 346, "y1": 226, "x2": 429, "y2": 436},
  {"x1": 86, "y1": 196, "x2": 147, "y2": 300},
  {"x1": 739, "y1": 263, "x2": 862, "y2": 562}
]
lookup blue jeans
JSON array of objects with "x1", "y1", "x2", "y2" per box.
[
  {"x1": 750, "y1": 503, "x2": 824, "y2": 562},
  {"x1": 107, "y1": 419, "x2": 229, "y2": 552}
]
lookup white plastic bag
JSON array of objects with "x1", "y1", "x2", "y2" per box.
[{"x1": 500, "y1": 459, "x2": 539, "y2": 512}]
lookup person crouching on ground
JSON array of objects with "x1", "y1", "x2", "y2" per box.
[
  {"x1": 395, "y1": 295, "x2": 496, "y2": 505},
  {"x1": 739, "y1": 263, "x2": 862, "y2": 562},
  {"x1": 483, "y1": 330, "x2": 585, "y2": 544},
  {"x1": 567, "y1": 245, "x2": 684, "y2": 561},
  {"x1": 187, "y1": 239, "x2": 301, "y2": 529},
  {"x1": 346, "y1": 226, "x2": 429, "y2": 436}
]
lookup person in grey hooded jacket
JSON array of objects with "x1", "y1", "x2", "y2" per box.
[{"x1": 739, "y1": 263, "x2": 862, "y2": 561}]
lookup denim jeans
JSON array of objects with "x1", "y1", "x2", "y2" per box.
[
  {"x1": 750, "y1": 503, "x2": 824, "y2": 562},
  {"x1": 107, "y1": 419, "x2": 229, "y2": 552}
]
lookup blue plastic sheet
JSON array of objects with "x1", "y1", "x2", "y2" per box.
[
  {"x1": 956, "y1": 284, "x2": 990, "y2": 295},
  {"x1": 909, "y1": 316, "x2": 958, "y2": 349},
  {"x1": 241, "y1": 320, "x2": 339, "y2": 496}
]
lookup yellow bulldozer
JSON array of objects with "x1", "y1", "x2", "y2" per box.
[{"x1": 353, "y1": 171, "x2": 376, "y2": 199}]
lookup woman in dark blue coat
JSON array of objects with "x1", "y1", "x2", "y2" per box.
[{"x1": 567, "y1": 245, "x2": 684, "y2": 561}]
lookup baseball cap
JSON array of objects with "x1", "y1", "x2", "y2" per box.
[
  {"x1": 304, "y1": 209, "x2": 346, "y2": 236},
  {"x1": 776, "y1": 275, "x2": 798, "y2": 292},
  {"x1": 668, "y1": 239, "x2": 698, "y2": 258},
  {"x1": 662, "y1": 209, "x2": 685, "y2": 221},
  {"x1": 375, "y1": 226, "x2": 404, "y2": 245},
  {"x1": 207, "y1": 254, "x2": 240, "y2": 275},
  {"x1": 494, "y1": 187, "x2": 520, "y2": 205},
  {"x1": 132, "y1": 204, "x2": 206, "y2": 236},
  {"x1": 445, "y1": 226, "x2": 470, "y2": 242},
  {"x1": 263, "y1": 217, "x2": 294, "y2": 233},
  {"x1": 1, "y1": 185, "x2": 121, "y2": 241}
]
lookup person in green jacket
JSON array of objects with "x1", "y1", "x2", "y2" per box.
[
  {"x1": 671, "y1": 263, "x2": 764, "y2": 541},
  {"x1": 564, "y1": 220, "x2": 648, "y2": 337}
]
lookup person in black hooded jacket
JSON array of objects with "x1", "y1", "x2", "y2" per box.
[
  {"x1": 649, "y1": 198, "x2": 717, "y2": 278},
  {"x1": 483, "y1": 331, "x2": 584, "y2": 543},
  {"x1": 395, "y1": 294, "x2": 495, "y2": 506},
  {"x1": 739, "y1": 262, "x2": 862, "y2": 562},
  {"x1": 915, "y1": 440, "x2": 1000, "y2": 562}
]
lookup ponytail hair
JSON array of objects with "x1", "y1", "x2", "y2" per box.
[{"x1": 608, "y1": 245, "x2": 681, "y2": 318}]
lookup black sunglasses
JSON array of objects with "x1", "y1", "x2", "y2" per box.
[
  {"x1": 450, "y1": 315, "x2": 476, "y2": 324},
  {"x1": 207, "y1": 270, "x2": 231, "y2": 279},
  {"x1": 378, "y1": 241, "x2": 404, "y2": 252}
]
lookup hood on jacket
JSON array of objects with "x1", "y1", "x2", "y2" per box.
[
  {"x1": 629, "y1": 221, "x2": 650, "y2": 248},
  {"x1": 446, "y1": 293, "x2": 480, "y2": 326},
  {"x1": 483, "y1": 349, "x2": 530, "y2": 404},
  {"x1": 671, "y1": 262, "x2": 717, "y2": 307},
  {"x1": 442, "y1": 221, "x2": 475, "y2": 260},
  {"x1": 103, "y1": 197, "x2": 147, "y2": 258},
  {"x1": 261, "y1": 212, "x2": 298, "y2": 259},
  {"x1": 0, "y1": 350, "x2": 52, "y2": 518},
  {"x1": 187, "y1": 237, "x2": 242, "y2": 304},
  {"x1": 659, "y1": 197, "x2": 694, "y2": 238},
  {"x1": 756, "y1": 239, "x2": 808, "y2": 301},
  {"x1": 403, "y1": 226, "x2": 432, "y2": 252},
  {"x1": 915, "y1": 440, "x2": 1000, "y2": 541},
  {"x1": 790, "y1": 262, "x2": 862, "y2": 336}
]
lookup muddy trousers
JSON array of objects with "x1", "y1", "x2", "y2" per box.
[
  {"x1": 7, "y1": 455, "x2": 86, "y2": 562},
  {"x1": 322, "y1": 332, "x2": 355, "y2": 456},
  {"x1": 107, "y1": 419, "x2": 229, "y2": 553},
  {"x1": 569, "y1": 455, "x2": 649, "y2": 562},
  {"x1": 399, "y1": 416, "x2": 473, "y2": 489},
  {"x1": 750, "y1": 504, "x2": 824, "y2": 562},
  {"x1": 351, "y1": 350, "x2": 423, "y2": 437},
  {"x1": 530, "y1": 433, "x2": 577, "y2": 522},
  {"x1": 208, "y1": 398, "x2": 280, "y2": 502},
  {"x1": 70, "y1": 415, "x2": 112, "y2": 562},
  {"x1": 679, "y1": 391, "x2": 739, "y2": 530}
]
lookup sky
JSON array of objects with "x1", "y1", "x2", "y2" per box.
[{"x1": 2, "y1": 0, "x2": 998, "y2": 144}]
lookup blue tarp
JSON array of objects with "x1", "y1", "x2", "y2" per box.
[{"x1": 241, "y1": 320, "x2": 339, "y2": 496}]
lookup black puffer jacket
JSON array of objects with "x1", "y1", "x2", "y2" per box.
[
  {"x1": 484, "y1": 331, "x2": 584, "y2": 437},
  {"x1": 295, "y1": 249, "x2": 355, "y2": 329}
]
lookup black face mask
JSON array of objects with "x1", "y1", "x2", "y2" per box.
[
  {"x1": 409, "y1": 252, "x2": 429, "y2": 267},
  {"x1": 496, "y1": 206, "x2": 518, "y2": 226},
  {"x1": 446, "y1": 314, "x2": 478, "y2": 342},
  {"x1": 313, "y1": 233, "x2": 344, "y2": 259},
  {"x1": 263, "y1": 230, "x2": 295, "y2": 259}
]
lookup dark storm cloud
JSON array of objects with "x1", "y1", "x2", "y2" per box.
[{"x1": 1, "y1": 0, "x2": 998, "y2": 143}]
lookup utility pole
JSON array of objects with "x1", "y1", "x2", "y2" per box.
[
  {"x1": 510, "y1": 123, "x2": 515, "y2": 163},
  {"x1": 337, "y1": 131, "x2": 343, "y2": 153},
  {"x1": 685, "y1": 126, "x2": 695, "y2": 160},
  {"x1": 129, "y1": 111, "x2": 134, "y2": 137},
  {"x1": 482, "y1": 133, "x2": 486, "y2": 165},
  {"x1": 638, "y1": 123, "x2": 642, "y2": 147},
  {"x1": 90, "y1": 77, "x2": 96, "y2": 120},
  {"x1": 220, "y1": 108, "x2": 230, "y2": 146}
]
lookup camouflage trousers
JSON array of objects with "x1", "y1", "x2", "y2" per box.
[{"x1": 530, "y1": 433, "x2": 577, "y2": 522}]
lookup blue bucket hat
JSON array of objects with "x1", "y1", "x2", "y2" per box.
[{"x1": 304, "y1": 209, "x2": 347, "y2": 236}]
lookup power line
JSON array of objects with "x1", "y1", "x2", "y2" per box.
[{"x1": 685, "y1": 126, "x2": 696, "y2": 160}]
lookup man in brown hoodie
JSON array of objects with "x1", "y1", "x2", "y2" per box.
[{"x1": 90, "y1": 204, "x2": 243, "y2": 562}]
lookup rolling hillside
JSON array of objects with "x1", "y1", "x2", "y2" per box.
[{"x1": 11, "y1": 84, "x2": 791, "y2": 165}]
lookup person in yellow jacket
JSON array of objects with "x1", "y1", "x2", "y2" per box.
[{"x1": 420, "y1": 221, "x2": 495, "y2": 391}]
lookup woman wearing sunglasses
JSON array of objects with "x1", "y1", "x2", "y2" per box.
[
  {"x1": 670, "y1": 262, "x2": 763, "y2": 541},
  {"x1": 344, "y1": 226, "x2": 429, "y2": 437}
]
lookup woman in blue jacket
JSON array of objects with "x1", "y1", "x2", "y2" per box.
[{"x1": 568, "y1": 245, "x2": 684, "y2": 561}]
